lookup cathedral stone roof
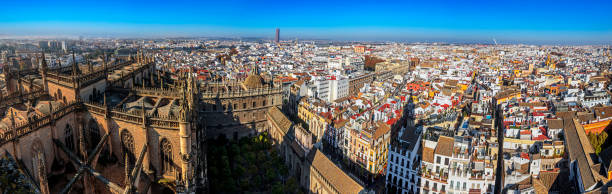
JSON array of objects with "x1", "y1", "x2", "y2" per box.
[
  {"x1": 243, "y1": 74, "x2": 265, "y2": 89},
  {"x1": 125, "y1": 97, "x2": 156, "y2": 114},
  {"x1": 267, "y1": 106, "x2": 291, "y2": 135},
  {"x1": 308, "y1": 149, "x2": 364, "y2": 194},
  {"x1": 563, "y1": 118, "x2": 600, "y2": 190},
  {"x1": 35, "y1": 101, "x2": 62, "y2": 115},
  {"x1": 157, "y1": 99, "x2": 181, "y2": 118}
]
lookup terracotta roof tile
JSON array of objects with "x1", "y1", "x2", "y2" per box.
[
  {"x1": 423, "y1": 147, "x2": 435, "y2": 163},
  {"x1": 434, "y1": 136, "x2": 454, "y2": 157}
]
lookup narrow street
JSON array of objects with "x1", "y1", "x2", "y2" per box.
[{"x1": 494, "y1": 101, "x2": 504, "y2": 194}]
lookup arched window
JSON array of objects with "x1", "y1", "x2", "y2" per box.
[
  {"x1": 65, "y1": 124, "x2": 75, "y2": 151},
  {"x1": 160, "y1": 138, "x2": 174, "y2": 175},
  {"x1": 121, "y1": 130, "x2": 135, "y2": 165}
]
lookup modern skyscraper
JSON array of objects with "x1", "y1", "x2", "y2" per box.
[{"x1": 275, "y1": 28, "x2": 280, "y2": 43}]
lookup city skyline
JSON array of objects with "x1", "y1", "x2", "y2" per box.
[{"x1": 2, "y1": 0, "x2": 612, "y2": 44}]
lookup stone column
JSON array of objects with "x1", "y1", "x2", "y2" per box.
[
  {"x1": 143, "y1": 126, "x2": 151, "y2": 174},
  {"x1": 179, "y1": 121, "x2": 191, "y2": 188}
]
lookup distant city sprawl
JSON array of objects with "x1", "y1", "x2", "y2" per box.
[{"x1": 0, "y1": 37, "x2": 611, "y2": 194}]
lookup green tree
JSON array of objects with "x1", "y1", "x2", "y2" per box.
[
  {"x1": 0, "y1": 156, "x2": 35, "y2": 194},
  {"x1": 208, "y1": 134, "x2": 294, "y2": 193},
  {"x1": 588, "y1": 131, "x2": 608, "y2": 154},
  {"x1": 284, "y1": 177, "x2": 300, "y2": 193},
  {"x1": 271, "y1": 182, "x2": 284, "y2": 194}
]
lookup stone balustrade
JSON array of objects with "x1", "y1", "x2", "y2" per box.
[
  {"x1": 84, "y1": 102, "x2": 181, "y2": 130},
  {"x1": 0, "y1": 102, "x2": 80, "y2": 146},
  {"x1": 201, "y1": 87, "x2": 282, "y2": 99}
]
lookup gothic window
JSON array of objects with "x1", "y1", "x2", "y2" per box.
[
  {"x1": 88, "y1": 119, "x2": 101, "y2": 150},
  {"x1": 243, "y1": 103, "x2": 246, "y2": 109},
  {"x1": 121, "y1": 130, "x2": 135, "y2": 165},
  {"x1": 253, "y1": 101, "x2": 256, "y2": 107},
  {"x1": 263, "y1": 100, "x2": 267, "y2": 106},
  {"x1": 161, "y1": 138, "x2": 174, "y2": 175},
  {"x1": 65, "y1": 124, "x2": 75, "y2": 151}
]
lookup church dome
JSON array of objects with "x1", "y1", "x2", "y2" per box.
[{"x1": 243, "y1": 74, "x2": 265, "y2": 89}]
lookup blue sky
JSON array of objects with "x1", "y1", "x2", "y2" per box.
[{"x1": 1, "y1": 0, "x2": 611, "y2": 44}]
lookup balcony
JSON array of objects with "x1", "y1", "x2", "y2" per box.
[
  {"x1": 420, "y1": 171, "x2": 448, "y2": 183},
  {"x1": 357, "y1": 157, "x2": 367, "y2": 167}
]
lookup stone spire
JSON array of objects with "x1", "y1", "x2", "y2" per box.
[
  {"x1": 39, "y1": 52, "x2": 48, "y2": 91},
  {"x1": 71, "y1": 51, "x2": 82, "y2": 101},
  {"x1": 87, "y1": 58, "x2": 93, "y2": 73},
  {"x1": 3, "y1": 55, "x2": 8, "y2": 67},
  {"x1": 180, "y1": 86, "x2": 189, "y2": 122},
  {"x1": 39, "y1": 52, "x2": 48, "y2": 70},
  {"x1": 141, "y1": 99, "x2": 147, "y2": 127},
  {"x1": 135, "y1": 50, "x2": 140, "y2": 64},
  {"x1": 140, "y1": 50, "x2": 145, "y2": 64},
  {"x1": 102, "y1": 52, "x2": 108, "y2": 81},
  {"x1": 10, "y1": 109, "x2": 15, "y2": 128},
  {"x1": 71, "y1": 51, "x2": 78, "y2": 77}
]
